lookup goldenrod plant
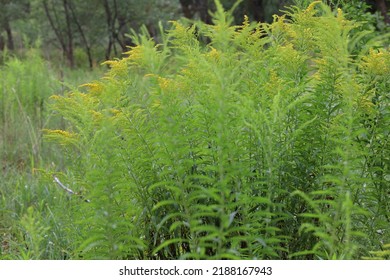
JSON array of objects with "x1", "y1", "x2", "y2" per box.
[{"x1": 40, "y1": 0, "x2": 390, "y2": 259}]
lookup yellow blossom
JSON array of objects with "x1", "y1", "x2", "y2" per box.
[
  {"x1": 43, "y1": 129, "x2": 79, "y2": 146},
  {"x1": 158, "y1": 76, "x2": 171, "y2": 90},
  {"x1": 44, "y1": 129, "x2": 77, "y2": 138},
  {"x1": 89, "y1": 110, "x2": 103, "y2": 122},
  {"x1": 242, "y1": 15, "x2": 250, "y2": 28},
  {"x1": 80, "y1": 82, "x2": 104, "y2": 94},
  {"x1": 207, "y1": 47, "x2": 220, "y2": 61},
  {"x1": 49, "y1": 95, "x2": 62, "y2": 100},
  {"x1": 306, "y1": 1, "x2": 321, "y2": 14},
  {"x1": 101, "y1": 59, "x2": 128, "y2": 76},
  {"x1": 362, "y1": 49, "x2": 390, "y2": 75},
  {"x1": 123, "y1": 45, "x2": 144, "y2": 62}
]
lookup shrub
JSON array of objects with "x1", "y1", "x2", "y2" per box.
[{"x1": 44, "y1": 1, "x2": 390, "y2": 259}]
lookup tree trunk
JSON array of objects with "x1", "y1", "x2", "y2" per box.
[
  {"x1": 247, "y1": 0, "x2": 265, "y2": 22},
  {"x1": 196, "y1": 0, "x2": 212, "y2": 24},
  {"x1": 43, "y1": 0, "x2": 74, "y2": 67},
  {"x1": 179, "y1": 0, "x2": 195, "y2": 19},
  {"x1": 103, "y1": 0, "x2": 113, "y2": 59},
  {"x1": 179, "y1": 0, "x2": 211, "y2": 23},
  {"x1": 376, "y1": 0, "x2": 390, "y2": 24},
  {"x1": 0, "y1": 34, "x2": 4, "y2": 50},
  {"x1": 103, "y1": 0, "x2": 120, "y2": 59},
  {"x1": 63, "y1": 0, "x2": 74, "y2": 68},
  {"x1": 68, "y1": 0, "x2": 93, "y2": 69},
  {"x1": 4, "y1": 20, "x2": 14, "y2": 50}
]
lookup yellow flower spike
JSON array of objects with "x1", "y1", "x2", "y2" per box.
[
  {"x1": 169, "y1": 21, "x2": 187, "y2": 34},
  {"x1": 42, "y1": 129, "x2": 79, "y2": 146},
  {"x1": 242, "y1": 15, "x2": 250, "y2": 27},
  {"x1": 89, "y1": 110, "x2": 103, "y2": 122},
  {"x1": 43, "y1": 129, "x2": 76, "y2": 138},
  {"x1": 337, "y1": 8, "x2": 343, "y2": 19},
  {"x1": 363, "y1": 49, "x2": 390, "y2": 75},
  {"x1": 207, "y1": 47, "x2": 220, "y2": 61},
  {"x1": 49, "y1": 95, "x2": 62, "y2": 100},
  {"x1": 102, "y1": 59, "x2": 128, "y2": 76},
  {"x1": 80, "y1": 82, "x2": 104, "y2": 94},
  {"x1": 158, "y1": 76, "x2": 171, "y2": 90},
  {"x1": 306, "y1": 1, "x2": 321, "y2": 14},
  {"x1": 123, "y1": 45, "x2": 144, "y2": 62}
]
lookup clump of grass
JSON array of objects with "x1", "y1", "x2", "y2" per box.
[{"x1": 0, "y1": 48, "x2": 103, "y2": 260}]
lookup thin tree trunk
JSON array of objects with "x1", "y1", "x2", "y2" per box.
[
  {"x1": 179, "y1": 0, "x2": 195, "y2": 19},
  {"x1": 0, "y1": 34, "x2": 4, "y2": 50},
  {"x1": 43, "y1": 1, "x2": 69, "y2": 65},
  {"x1": 68, "y1": 0, "x2": 93, "y2": 68},
  {"x1": 376, "y1": 0, "x2": 390, "y2": 24},
  {"x1": 63, "y1": 0, "x2": 74, "y2": 68},
  {"x1": 248, "y1": 0, "x2": 265, "y2": 22},
  {"x1": 103, "y1": 0, "x2": 117, "y2": 59},
  {"x1": 4, "y1": 20, "x2": 14, "y2": 50},
  {"x1": 196, "y1": 0, "x2": 211, "y2": 24},
  {"x1": 179, "y1": 0, "x2": 212, "y2": 23}
]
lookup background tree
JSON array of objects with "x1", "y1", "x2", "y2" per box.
[
  {"x1": 374, "y1": 0, "x2": 390, "y2": 24},
  {"x1": 0, "y1": 0, "x2": 388, "y2": 67},
  {"x1": 0, "y1": 0, "x2": 30, "y2": 50},
  {"x1": 42, "y1": 0, "x2": 77, "y2": 68}
]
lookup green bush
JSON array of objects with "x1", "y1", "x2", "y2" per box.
[{"x1": 44, "y1": 1, "x2": 390, "y2": 259}]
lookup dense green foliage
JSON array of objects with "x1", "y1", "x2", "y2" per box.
[
  {"x1": 1, "y1": 1, "x2": 389, "y2": 260},
  {"x1": 40, "y1": 1, "x2": 390, "y2": 259}
]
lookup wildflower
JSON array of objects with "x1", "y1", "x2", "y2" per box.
[
  {"x1": 123, "y1": 45, "x2": 144, "y2": 62},
  {"x1": 158, "y1": 76, "x2": 171, "y2": 90},
  {"x1": 207, "y1": 47, "x2": 220, "y2": 61},
  {"x1": 362, "y1": 49, "x2": 390, "y2": 76},
  {"x1": 43, "y1": 129, "x2": 79, "y2": 146},
  {"x1": 306, "y1": 1, "x2": 321, "y2": 14},
  {"x1": 80, "y1": 82, "x2": 104, "y2": 94},
  {"x1": 103, "y1": 59, "x2": 128, "y2": 76}
]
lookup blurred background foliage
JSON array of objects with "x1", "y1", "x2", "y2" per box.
[{"x1": 0, "y1": 0, "x2": 389, "y2": 68}]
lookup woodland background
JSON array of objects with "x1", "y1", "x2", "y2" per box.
[{"x1": 1, "y1": 0, "x2": 389, "y2": 68}]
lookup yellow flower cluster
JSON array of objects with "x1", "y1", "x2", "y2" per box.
[
  {"x1": 207, "y1": 47, "x2": 220, "y2": 61},
  {"x1": 264, "y1": 69, "x2": 283, "y2": 97},
  {"x1": 43, "y1": 129, "x2": 79, "y2": 146},
  {"x1": 89, "y1": 110, "x2": 103, "y2": 123},
  {"x1": 168, "y1": 21, "x2": 198, "y2": 49},
  {"x1": 44, "y1": 129, "x2": 77, "y2": 138},
  {"x1": 80, "y1": 82, "x2": 104, "y2": 94},
  {"x1": 306, "y1": 1, "x2": 321, "y2": 14},
  {"x1": 158, "y1": 76, "x2": 171, "y2": 90},
  {"x1": 49, "y1": 94, "x2": 62, "y2": 101},
  {"x1": 101, "y1": 59, "x2": 128, "y2": 76},
  {"x1": 124, "y1": 45, "x2": 144, "y2": 62},
  {"x1": 362, "y1": 49, "x2": 390, "y2": 76},
  {"x1": 242, "y1": 15, "x2": 250, "y2": 28}
]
